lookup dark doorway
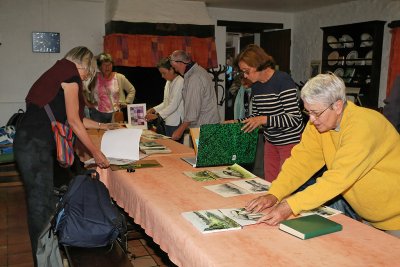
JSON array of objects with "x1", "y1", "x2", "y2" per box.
[{"x1": 261, "y1": 29, "x2": 291, "y2": 74}]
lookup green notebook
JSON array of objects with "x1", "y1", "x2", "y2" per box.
[{"x1": 279, "y1": 214, "x2": 342, "y2": 240}]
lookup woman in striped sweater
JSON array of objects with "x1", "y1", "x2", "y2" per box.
[{"x1": 238, "y1": 44, "x2": 304, "y2": 182}]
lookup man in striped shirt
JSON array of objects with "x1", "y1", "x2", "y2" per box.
[{"x1": 238, "y1": 45, "x2": 304, "y2": 182}]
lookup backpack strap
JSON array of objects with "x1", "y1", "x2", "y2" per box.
[{"x1": 44, "y1": 104, "x2": 56, "y2": 122}]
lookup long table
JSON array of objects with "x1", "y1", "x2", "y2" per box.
[{"x1": 96, "y1": 139, "x2": 400, "y2": 267}]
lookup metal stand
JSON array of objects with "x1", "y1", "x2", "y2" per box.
[{"x1": 207, "y1": 65, "x2": 226, "y2": 106}]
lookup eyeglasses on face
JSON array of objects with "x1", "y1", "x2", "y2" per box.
[
  {"x1": 239, "y1": 68, "x2": 256, "y2": 76},
  {"x1": 303, "y1": 102, "x2": 334, "y2": 119}
]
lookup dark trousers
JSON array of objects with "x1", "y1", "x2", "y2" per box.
[
  {"x1": 13, "y1": 129, "x2": 58, "y2": 266},
  {"x1": 165, "y1": 124, "x2": 184, "y2": 144},
  {"x1": 89, "y1": 108, "x2": 113, "y2": 123}
]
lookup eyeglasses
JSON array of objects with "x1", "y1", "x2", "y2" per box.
[
  {"x1": 239, "y1": 68, "x2": 256, "y2": 76},
  {"x1": 303, "y1": 102, "x2": 334, "y2": 119}
]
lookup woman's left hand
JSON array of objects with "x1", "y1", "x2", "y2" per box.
[
  {"x1": 241, "y1": 116, "x2": 267, "y2": 133},
  {"x1": 93, "y1": 150, "x2": 110, "y2": 169}
]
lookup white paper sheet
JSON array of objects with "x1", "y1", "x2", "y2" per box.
[{"x1": 101, "y1": 128, "x2": 142, "y2": 161}]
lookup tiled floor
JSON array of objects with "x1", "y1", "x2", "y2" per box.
[{"x1": 0, "y1": 184, "x2": 177, "y2": 267}]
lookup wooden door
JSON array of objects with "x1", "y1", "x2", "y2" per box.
[{"x1": 260, "y1": 29, "x2": 291, "y2": 73}]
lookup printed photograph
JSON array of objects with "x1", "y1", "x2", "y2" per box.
[
  {"x1": 182, "y1": 209, "x2": 242, "y2": 233},
  {"x1": 220, "y1": 208, "x2": 264, "y2": 226},
  {"x1": 127, "y1": 103, "x2": 147, "y2": 129},
  {"x1": 300, "y1": 205, "x2": 343, "y2": 218},
  {"x1": 230, "y1": 178, "x2": 271, "y2": 193},
  {"x1": 184, "y1": 164, "x2": 256, "y2": 182}
]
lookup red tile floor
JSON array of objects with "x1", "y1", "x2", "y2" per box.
[{"x1": 0, "y1": 185, "x2": 177, "y2": 267}]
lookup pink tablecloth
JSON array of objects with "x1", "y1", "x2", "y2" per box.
[{"x1": 99, "y1": 155, "x2": 400, "y2": 267}]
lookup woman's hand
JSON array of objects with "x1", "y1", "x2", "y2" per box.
[
  {"x1": 245, "y1": 194, "x2": 278, "y2": 213},
  {"x1": 92, "y1": 150, "x2": 110, "y2": 169},
  {"x1": 241, "y1": 116, "x2": 267, "y2": 133},
  {"x1": 255, "y1": 201, "x2": 293, "y2": 226}
]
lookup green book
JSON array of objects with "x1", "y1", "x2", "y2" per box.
[{"x1": 279, "y1": 214, "x2": 342, "y2": 240}]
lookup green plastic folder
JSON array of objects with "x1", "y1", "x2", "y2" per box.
[
  {"x1": 279, "y1": 214, "x2": 342, "y2": 240},
  {"x1": 195, "y1": 123, "x2": 258, "y2": 167}
]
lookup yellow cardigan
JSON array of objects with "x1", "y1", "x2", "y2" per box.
[{"x1": 268, "y1": 102, "x2": 400, "y2": 230}]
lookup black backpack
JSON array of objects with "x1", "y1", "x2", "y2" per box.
[
  {"x1": 6, "y1": 109, "x2": 25, "y2": 129},
  {"x1": 52, "y1": 170, "x2": 127, "y2": 248}
]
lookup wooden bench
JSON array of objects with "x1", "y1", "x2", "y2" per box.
[{"x1": 63, "y1": 240, "x2": 132, "y2": 267}]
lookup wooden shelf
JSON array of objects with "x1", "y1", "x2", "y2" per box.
[{"x1": 321, "y1": 21, "x2": 386, "y2": 108}]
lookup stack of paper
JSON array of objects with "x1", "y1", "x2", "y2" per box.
[{"x1": 139, "y1": 141, "x2": 171, "y2": 155}]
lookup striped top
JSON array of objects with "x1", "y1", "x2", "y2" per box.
[{"x1": 241, "y1": 71, "x2": 304, "y2": 145}]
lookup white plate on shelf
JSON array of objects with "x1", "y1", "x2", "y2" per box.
[
  {"x1": 327, "y1": 36, "x2": 339, "y2": 49},
  {"x1": 333, "y1": 68, "x2": 344, "y2": 77},
  {"x1": 341, "y1": 34, "x2": 354, "y2": 48},
  {"x1": 328, "y1": 51, "x2": 339, "y2": 66},
  {"x1": 346, "y1": 51, "x2": 358, "y2": 65},
  {"x1": 360, "y1": 33, "x2": 373, "y2": 47}
]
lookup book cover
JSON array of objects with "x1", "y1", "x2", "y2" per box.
[
  {"x1": 182, "y1": 209, "x2": 242, "y2": 233},
  {"x1": 279, "y1": 214, "x2": 342, "y2": 240},
  {"x1": 230, "y1": 178, "x2": 271, "y2": 193},
  {"x1": 300, "y1": 205, "x2": 342, "y2": 218},
  {"x1": 182, "y1": 208, "x2": 263, "y2": 233},
  {"x1": 219, "y1": 208, "x2": 264, "y2": 226},
  {"x1": 141, "y1": 148, "x2": 171, "y2": 155},
  {"x1": 183, "y1": 164, "x2": 256, "y2": 181},
  {"x1": 204, "y1": 178, "x2": 271, "y2": 197},
  {"x1": 139, "y1": 141, "x2": 165, "y2": 149},
  {"x1": 110, "y1": 159, "x2": 162, "y2": 171}
]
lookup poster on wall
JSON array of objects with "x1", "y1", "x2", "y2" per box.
[{"x1": 127, "y1": 103, "x2": 147, "y2": 129}]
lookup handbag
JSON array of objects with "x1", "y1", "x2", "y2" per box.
[{"x1": 44, "y1": 104, "x2": 75, "y2": 168}]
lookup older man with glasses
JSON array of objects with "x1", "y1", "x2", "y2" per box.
[
  {"x1": 168, "y1": 50, "x2": 220, "y2": 141},
  {"x1": 246, "y1": 73, "x2": 400, "y2": 238}
]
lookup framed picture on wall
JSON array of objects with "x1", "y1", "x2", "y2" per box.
[
  {"x1": 32, "y1": 32, "x2": 60, "y2": 53},
  {"x1": 127, "y1": 103, "x2": 147, "y2": 129},
  {"x1": 310, "y1": 60, "x2": 321, "y2": 78}
]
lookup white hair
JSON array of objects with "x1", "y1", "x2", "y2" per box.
[{"x1": 301, "y1": 73, "x2": 347, "y2": 105}]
